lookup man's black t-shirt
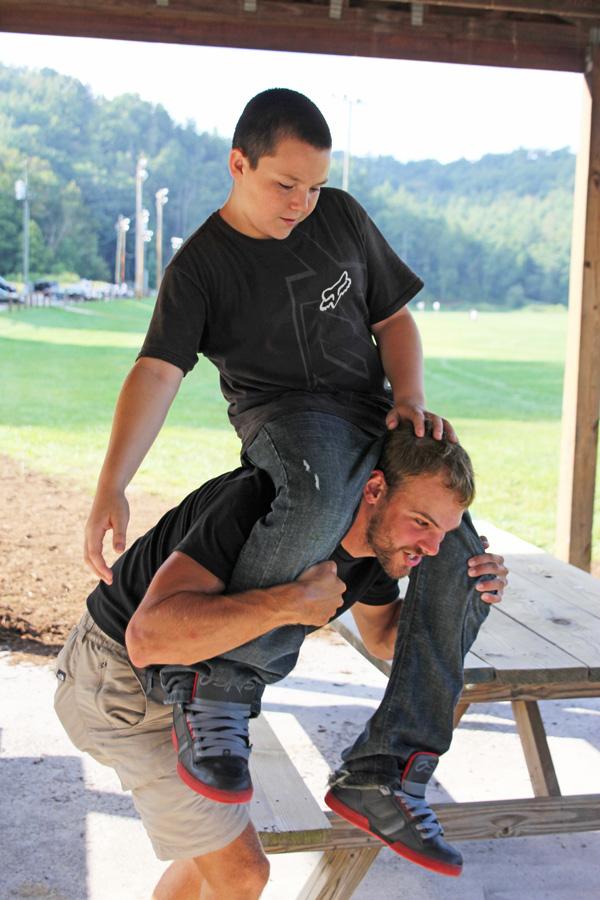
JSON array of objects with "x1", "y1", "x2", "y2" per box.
[
  {"x1": 87, "y1": 466, "x2": 399, "y2": 649},
  {"x1": 138, "y1": 188, "x2": 423, "y2": 449}
]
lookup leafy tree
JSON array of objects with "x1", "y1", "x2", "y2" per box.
[{"x1": 0, "y1": 62, "x2": 576, "y2": 307}]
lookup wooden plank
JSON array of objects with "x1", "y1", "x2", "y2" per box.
[
  {"x1": 461, "y1": 678, "x2": 600, "y2": 703},
  {"x1": 0, "y1": 0, "x2": 588, "y2": 72},
  {"x1": 296, "y1": 847, "x2": 381, "y2": 900},
  {"x1": 250, "y1": 714, "x2": 331, "y2": 849},
  {"x1": 323, "y1": 795, "x2": 600, "y2": 846},
  {"x1": 438, "y1": 795, "x2": 600, "y2": 840},
  {"x1": 421, "y1": 0, "x2": 600, "y2": 19},
  {"x1": 263, "y1": 794, "x2": 600, "y2": 852},
  {"x1": 467, "y1": 605, "x2": 589, "y2": 684},
  {"x1": 556, "y1": 46, "x2": 600, "y2": 571},
  {"x1": 511, "y1": 700, "x2": 561, "y2": 797},
  {"x1": 494, "y1": 571, "x2": 600, "y2": 678},
  {"x1": 477, "y1": 520, "x2": 600, "y2": 621},
  {"x1": 453, "y1": 700, "x2": 471, "y2": 727}
]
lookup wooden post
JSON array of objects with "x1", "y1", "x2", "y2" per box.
[{"x1": 556, "y1": 44, "x2": 600, "y2": 572}]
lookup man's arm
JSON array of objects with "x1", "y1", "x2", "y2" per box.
[
  {"x1": 351, "y1": 548, "x2": 509, "y2": 660},
  {"x1": 84, "y1": 357, "x2": 183, "y2": 583},
  {"x1": 351, "y1": 600, "x2": 402, "y2": 660},
  {"x1": 371, "y1": 306, "x2": 457, "y2": 442},
  {"x1": 125, "y1": 551, "x2": 346, "y2": 668}
]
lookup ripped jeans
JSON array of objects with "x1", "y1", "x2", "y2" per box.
[
  {"x1": 158, "y1": 410, "x2": 381, "y2": 706},
  {"x1": 157, "y1": 411, "x2": 491, "y2": 777}
]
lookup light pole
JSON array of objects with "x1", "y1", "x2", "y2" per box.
[
  {"x1": 134, "y1": 155, "x2": 148, "y2": 298},
  {"x1": 14, "y1": 168, "x2": 30, "y2": 297},
  {"x1": 342, "y1": 95, "x2": 362, "y2": 193},
  {"x1": 155, "y1": 187, "x2": 169, "y2": 290},
  {"x1": 142, "y1": 209, "x2": 154, "y2": 294},
  {"x1": 114, "y1": 215, "x2": 130, "y2": 285}
]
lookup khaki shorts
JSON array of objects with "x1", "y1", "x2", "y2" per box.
[{"x1": 53, "y1": 611, "x2": 250, "y2": 861}]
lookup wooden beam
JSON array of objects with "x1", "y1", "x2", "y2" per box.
[
  {"x1": 0, "y1": 0, "x2": 589, "y2": 73},
  {"x1": 296, "y1": 847, "x2": 381, "y2": 900},
  {"x1": 416, "y1": 1, "x2": 600, "y2": 21},
  {"x1": 556, "y1": 45, "x2": 600, "y2": 571},
  {"x1": 511, "y1": 700, "x2": 561, "y2": 797},
  {"x1": 317, "y1": 797, "x2": 600, "y2": 849}
]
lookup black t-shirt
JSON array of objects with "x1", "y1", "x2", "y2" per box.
[
  {"x1": 138, "y1": 188, "x2": 423, "y2": 449},
  {"x1": 87, "y1": 466, "x2": 399, "y2": 650}
]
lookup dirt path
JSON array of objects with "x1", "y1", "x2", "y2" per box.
[{"x1": 0, "y1": 455, "x2": 170, "y2": 662}]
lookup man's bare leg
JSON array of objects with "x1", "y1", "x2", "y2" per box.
[{"x1": 152, "y1": 823, "x2": 269, "y2": 900}]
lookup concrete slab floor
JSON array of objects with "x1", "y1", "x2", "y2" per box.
[{"x1": 1, "y1": 629, "x2": 599, "y2": 900}]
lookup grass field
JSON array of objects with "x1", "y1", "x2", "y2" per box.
[{"x1": 1, "y1": 299, "x2": 596, "y2": 559}]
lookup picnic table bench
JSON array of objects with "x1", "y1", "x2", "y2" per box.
[{"x1": 248, "y1": 521, "x2": 600, "y2": 899}]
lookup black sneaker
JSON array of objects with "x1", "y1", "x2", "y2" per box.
[
  {"x1": 324, "y1": 751, "x2": 462, "y2": 877},
  {"x1": 171, "y1": 673, "x2": 253, "y2": 804}
]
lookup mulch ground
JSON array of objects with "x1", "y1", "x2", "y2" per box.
[{"x1": 0, "y1": 455, "x2": 169, "y2": 663}]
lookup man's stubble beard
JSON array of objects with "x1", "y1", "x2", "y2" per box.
[{"x1": 365, "y1": 506, "x2": 411, "y2": 580}]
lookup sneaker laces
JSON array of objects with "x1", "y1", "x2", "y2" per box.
[
  {"x1": 184, "y1": 697, "x2": 252, "y2": 760},
  {"x1": 393, "y1": 787, "x2": 444, "y2": 840}
]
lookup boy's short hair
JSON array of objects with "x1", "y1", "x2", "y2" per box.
[
  {"x1": 232, "y1": 88, "x2": 332, "y2": 168},
  {"x1": 378, "y1": 419, "x2": 476, "y2": 507}
]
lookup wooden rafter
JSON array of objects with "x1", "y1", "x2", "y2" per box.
[
  {"x1": 0, "y1": 0, "x2": 594, "y2": 72},
  {"x1": 410, "y1": 1, "x2": 600, "y2": 21}
]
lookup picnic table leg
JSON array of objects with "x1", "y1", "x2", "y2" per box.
[
  {"x1": 295, "y1": 847, "x2": 381, "y2": 900},
  {"x1": 511, "y1": 700, "x2": 561, "y2": 797},
  {"x1": 453, "y1": 700, "x2": 471, "y2": 728}
]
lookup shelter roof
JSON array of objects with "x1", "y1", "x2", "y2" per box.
[{"x1": 1, "y1": 1, "x2": 599, "y2": 73}]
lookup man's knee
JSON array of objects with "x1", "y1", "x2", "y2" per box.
[
  {"x1": 193, "y1": 824, "x2": 270, "y2": 899},
  {"x1": 196, "y1": 854, "x2": 269, "y2": 899}
]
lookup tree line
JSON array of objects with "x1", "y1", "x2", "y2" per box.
[{"x1": 0, "y1": 63, "x2": 575, "y2": 307}]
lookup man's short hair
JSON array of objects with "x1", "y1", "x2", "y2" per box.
[
  {"x1": 378, "y1": 419, "x2": 476, "y2": 507},
  {"x1": 232, "y1": 88, "x2": 332, "y2": 168}
]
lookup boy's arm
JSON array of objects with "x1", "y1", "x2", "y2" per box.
[
  {"x1": 125, "y1": 552, "x2": 346, "y2": 667},
  {"x1": 84, "y1": 356, "x2": 183, "y2": 584},
  {"x1": 371, "y1": 306, "x2": 457, "y2": 441}
]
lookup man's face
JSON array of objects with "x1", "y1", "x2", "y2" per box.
[
  {"x1": 228, "y1": 135, "x2": 331, "y2": 240},
  {"x1": 365, "y1": 472, "x2": 465, "y2": 579}
]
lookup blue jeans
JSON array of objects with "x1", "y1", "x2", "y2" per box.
[
  {"x1": 196, "y1": 512, "x2": 489, "y2": 775},
  {"x1": 159, "y1": 411, "x2": 381, "y2": 702},
  {"x1": 340, "y1": 511, "x2": 490, "y2": 781}
]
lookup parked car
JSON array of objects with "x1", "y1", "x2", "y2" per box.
[
  {"x1": 33, "y1": 280, "x2": 61, "y2": 297},
  {"x1": 0, "y1": 276, "x2": 21, "y2": 303}
]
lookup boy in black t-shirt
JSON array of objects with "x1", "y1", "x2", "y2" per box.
[{"x1": 83, "y1": 89, "x2": 456, "y2": 801}]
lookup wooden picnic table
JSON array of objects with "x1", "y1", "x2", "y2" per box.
[{"x1": 247, "y1": 521, "x2": 600, "y2": 898}]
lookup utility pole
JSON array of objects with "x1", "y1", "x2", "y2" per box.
[
  {"x1": 342, "y1": 96, "x2": 362, "y2": 193},
  {"x1": 114, "y1": 215, "x2": 130, "y2": 285},
  {"x1": 14, "y1": 166, "x2": 30, "y2": 297},
  {"x1": 134, "y1": 155, "x2": 148, "y2": 298},
  {"x1": 155, "y1": 188, "x2": 169, "y2": 290}
]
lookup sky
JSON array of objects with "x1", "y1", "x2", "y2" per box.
[{"x1": 0, "y1": 31, "x2": 585, "y2": 163}]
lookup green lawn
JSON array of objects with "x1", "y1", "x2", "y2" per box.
[{"x1": 1, "y1": 300, "x2": 595, "y2": 558}]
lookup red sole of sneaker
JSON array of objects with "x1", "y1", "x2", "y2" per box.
[
  {"x1": 324, "y1": 790, "x2": 462, "y2": 878},
  {"x1": 171, "y1": 727, "x2": 253, "y2": 805}
]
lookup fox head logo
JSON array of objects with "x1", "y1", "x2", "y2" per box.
[{"x1": 320, "y1": 270, "x2": 351, "y2": 311}]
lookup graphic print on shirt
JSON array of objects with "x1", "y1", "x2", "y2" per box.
[
  {"x1": 320, "y1": 271, "x2": 352, "y2": 311},
  {"x1": 285, "y1": 240, "x2": 378, "y2": 390}
]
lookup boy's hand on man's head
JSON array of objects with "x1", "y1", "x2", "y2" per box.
[
  {"x1": 84, "y1": 489, "x2": 130, "y2": 584},
  {"x1": 385, "y1": 401, "x2": 458, "y2": 443}
]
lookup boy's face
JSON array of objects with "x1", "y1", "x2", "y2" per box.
[{"x1": 226, "y1": 135, "x2": 331, "y2": 240}]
